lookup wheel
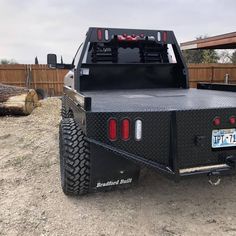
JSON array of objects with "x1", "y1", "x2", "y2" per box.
[
  {"x1": 59, "y1": 118, "x2": 90, "y2": 195},
  {"x1": 61, "y1": 105, "x2": 73, "y2": 118},
  {"x1": 61, "y1": 98, "x2": 73, "y2": 119}
]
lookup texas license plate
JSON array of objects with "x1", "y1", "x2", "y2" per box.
[{"x1": 212, "y1": 128, "x2": 236, "y2": 148}]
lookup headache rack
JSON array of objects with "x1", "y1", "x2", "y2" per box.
[{"x1": 75, "y1": 27, "x2": 189, "y2": 91}]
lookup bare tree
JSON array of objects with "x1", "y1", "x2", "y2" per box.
[
  {"x1": 217, "y1": 50, "x2": 236, "y2": 63},
  {"x1": 0, "y1": 59, "x2": 18, "y2": 64},
  {"x1": 230, "y1": 50, "x2": 236, "y2": 63}
]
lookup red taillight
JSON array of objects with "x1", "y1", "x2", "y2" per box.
[
  {"x1": 97, "y1": 28, "x2": 103, "y2": 41},
  {"x1": 126, "y1": 35, "x2": 133, "y2": 41},
  {"x1": 213, "y1": 117, "x2": 221, "y2": 126},
  {"x1": 108, "y1": 119, "x2": 117, "y2": 141},
  {"x1": 229, "y1": 116, "x2": 236, "y2": 125},
  {"x1": 121, "y1": 119, "x2": 130, "y2": 141},
  {"x1": 163, "y1": 31, "x2": 167, "y2": 42},
  {"x1": 117, "y1": 34, "x2": 138, "y2": 41}
]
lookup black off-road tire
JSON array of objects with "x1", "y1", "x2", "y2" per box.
[
  {"x1": 59, "y1": 118, "x2": 90, "y2": 196},
  {"x1": 61, "y1": 104, "x2": 73, "y2": 119}
]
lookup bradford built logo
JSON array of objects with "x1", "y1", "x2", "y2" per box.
[{"x1": 96, "y1": 178, "x2": 132, "y2": 188}]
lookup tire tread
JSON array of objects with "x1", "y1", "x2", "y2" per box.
[{"x1": 59, "y1": 118, "x2": 90, "y2": 195}]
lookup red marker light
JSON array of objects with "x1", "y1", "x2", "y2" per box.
[
  {"x1": 121, "y1": 119, "x2": 130, "y2": 141},
  {"x1": 126, "y1": 35, "x2": 133, "y2": 41},
  {"x1": 117, "y1": 35, "x2": 124, "y2": 41},
  {"x1": 213, "y1": 117, "x2": 221, "y2": 126},
  {"x1": 97, "y1": 28, "x2": 102, "y2": 41},
  {"x1": 108, "y1": 119, "x2": 117, "y2": 141},
  {"x1": 163, "y1": 31, "x2": 167, "y2": 43},
  {"x1": 229, "y1": 116, "x2": 236, "y2": 125}
]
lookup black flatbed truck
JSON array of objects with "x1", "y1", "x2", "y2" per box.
[{"x1": 48, "y1": 28, "x2": 236, "y2": 196}]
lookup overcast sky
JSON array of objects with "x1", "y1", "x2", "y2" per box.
[{"x1": 0, "y1": 0, "x2": 235, "y2": 64}]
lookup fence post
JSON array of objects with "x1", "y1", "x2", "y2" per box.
[{"x1": 225, "y1": 73, "x2": 229, "y2": 84}]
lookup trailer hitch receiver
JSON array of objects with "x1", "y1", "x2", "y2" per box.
[
  {"x1": 208, "y1": 172, "x2": 221, "y2": 186},
  {"x1": 226, "y1": 155, "x2": 236, "y2": 168}
]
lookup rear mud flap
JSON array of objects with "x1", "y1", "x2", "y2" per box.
[{"x1": 89, "y1": 144, "x2": 140, "y2": 192}]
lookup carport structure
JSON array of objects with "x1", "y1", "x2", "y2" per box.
[
  {"x1": 180, "y1": 31, "x2": 236, "y2": 88},
  {"x1": 180, "y1": 31, "x2": 236, "y2": 50}
]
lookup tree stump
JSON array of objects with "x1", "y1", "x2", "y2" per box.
[{"x1": 0, "y1": 84, "x2": 39, "y2": 115}]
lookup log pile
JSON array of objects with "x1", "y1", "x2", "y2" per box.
[{"x1": 0, "y1": 84, "x2": 39, "y2": 115}]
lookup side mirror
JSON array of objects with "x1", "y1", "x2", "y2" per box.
[{"x1": 47, "y1": 54, "x2": 57, "y2": 68}]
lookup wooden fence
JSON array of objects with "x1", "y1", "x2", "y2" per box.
[
  {"x1": 188, "y1": 64, "x2": 236, "y2": 88},
  {"x1": 0, "y1": 64, "x2": 68, "y2": 96},
  {"x1": 0, "y1": 64, "x2": 236, "y2": 95}
]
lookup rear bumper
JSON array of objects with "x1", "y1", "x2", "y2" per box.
[
  {"x1": 70, "y1": 92, "x2": 236, "y2": 182},
  {"x1": 179, "y1": 163, "x2": 236, "y2": 178}
]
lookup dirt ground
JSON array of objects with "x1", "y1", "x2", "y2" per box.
[{"x1": 1, "y1": 98, "x2": 236, "y2": 236}]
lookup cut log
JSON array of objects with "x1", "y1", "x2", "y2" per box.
[{"x1": 0, "y1": 84, "x2": 39, "y2": 115}]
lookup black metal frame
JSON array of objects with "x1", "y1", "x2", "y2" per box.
[
  {"x1": 198, "y1": 82, "x2": 236, "y2": 92},
  {"x1": 61, "y1": 28, "x2": 236, "y2": 188},
  {"x1": 75, "y1": 27, "x2": 189, "y2": 91},
  {"x1": 87, "y1": 138, "x2": 176, "y2": 177},
  {"x1": 85, "y1": 111, "x2": 236, "y2": 182},
  {"x1": 63, "y1": 80, "x2": 236, "y2": 184},
  {"x1": 63, "y1": 86, "x2": 91, "y2": 111}
]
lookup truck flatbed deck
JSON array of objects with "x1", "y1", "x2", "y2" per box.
[
  {"x1": 48, "y1": 27, "x2": 236, "y2": 196},
  {"x1": 84, "y1": 88, "x2": 236, "y2": 112}
]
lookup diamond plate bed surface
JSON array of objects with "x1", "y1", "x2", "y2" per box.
[{"x1": 83, "y1": 88, "x2": 236, "y2": 112}]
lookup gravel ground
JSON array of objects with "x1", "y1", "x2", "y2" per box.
[{"x1": 1, "y1": 98, "x2": 236, "y2": 236}]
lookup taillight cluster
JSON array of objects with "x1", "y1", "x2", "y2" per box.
[
  {"x1": 108, "y1": 118, "x2": 142, "y2": 141},
  {"x1": 97, "y1": 28, "x2": 168, "y2": 43},
  {"x1": 117, "y1": 34, "x2": 142, "y2": 41},
  {"x1": 213, "y1": 116, "x2": 236, "y2": 126},
  {"x1": 117, "y1": 31, "x2": 167, "y2": 42},
  {"x1": 97, "y1": 28, "x2": 109, "y2": 41}
]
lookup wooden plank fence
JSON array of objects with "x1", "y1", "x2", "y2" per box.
[
  {"x1": 188, "y1": 64, "x2": 236, "y2": 88},
  {"x1": 0, "y1": 64, "x2": 68, "y2": 96},
  {"x1": 0, "y1": 64, "x2": 236, "y2": 96}
]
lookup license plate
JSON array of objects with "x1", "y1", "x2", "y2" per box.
[{"x1": 212, "y1": 128, "x2": 236, "y2": 148}]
